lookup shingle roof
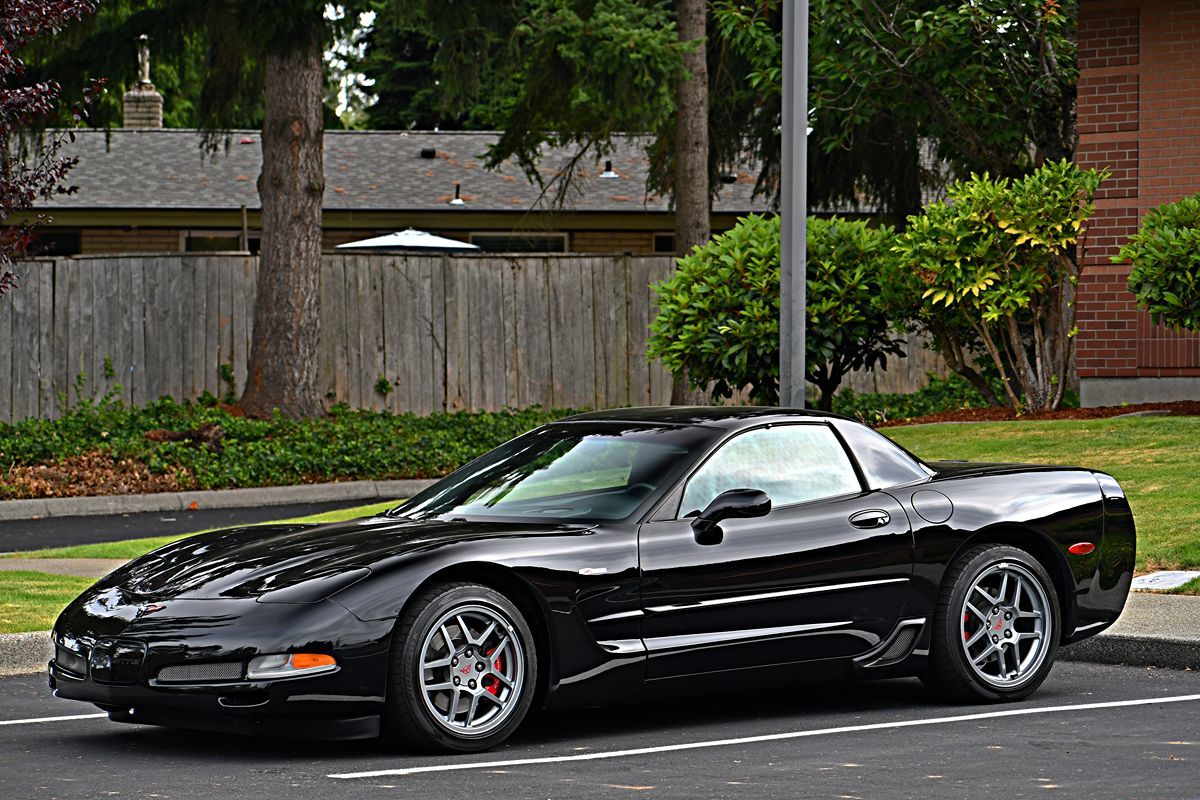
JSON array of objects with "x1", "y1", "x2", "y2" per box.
[{"x1": 42, "y1": 128, "x2": 771, "y2": 215}]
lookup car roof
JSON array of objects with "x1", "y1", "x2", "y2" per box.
[{"x1": 559, "y1": 406, "x2": 853, "y2": 431}]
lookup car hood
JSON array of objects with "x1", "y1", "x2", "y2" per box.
[{"x1": 107, "y1": 516, "x2": 591, "y2": 601}]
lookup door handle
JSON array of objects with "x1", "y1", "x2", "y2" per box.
[{"x1": 849, "y1": 509, "x2": 891, "y2": 529}]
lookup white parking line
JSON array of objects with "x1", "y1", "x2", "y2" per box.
[
  {"x1": 328, "y1": 693, "x2": 1200, "y2": 779},
  {"x1": 0, "y1": 712, "x2": 107, "y2": 727}
]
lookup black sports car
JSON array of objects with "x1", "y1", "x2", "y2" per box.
[{"x1": 49, "y1": 407, "x2": 1135, "y2": 752}]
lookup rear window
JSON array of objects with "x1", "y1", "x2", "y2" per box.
[{"x1": 833, "y1": 420, "x2": 931, "y2": 488}]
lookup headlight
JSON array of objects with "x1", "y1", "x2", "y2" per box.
[{"x1": 246, "y1": 652, "x2": 338, "y2": 680}]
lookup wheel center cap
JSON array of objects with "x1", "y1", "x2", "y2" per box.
[{"x1": 989, "y1": 607, "x2": 1016, "y2": 639}]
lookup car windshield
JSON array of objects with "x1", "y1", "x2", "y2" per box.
[{"x1": 391, "y1": 423, "x2": 715, "y2": 522}]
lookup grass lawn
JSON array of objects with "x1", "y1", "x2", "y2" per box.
[
  {"x1": 0, "y1": 571, "x2": 98, "y2": 634},
  {"x1": 0, "y1": 500, "x2": 398, "y2": 635},
  {"x1": 887, "y1": 416, "x2": 1200, "y2": 573}
]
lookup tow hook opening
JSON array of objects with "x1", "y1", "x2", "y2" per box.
[{"x1": 218, "y1": 691, "x2": 270, "y2": 709}]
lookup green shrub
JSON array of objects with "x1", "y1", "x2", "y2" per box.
[
  {"x1": 1119, "y1": 192, "x2": 1200, "y2": 332},
  {"x1": 833, "y1": 374, "x2": 994, "y2": 425},
  {"x1": 893, "y1": 160, "x2": 1105, "y2": 412},
  {"x1": 648, "y1": 213, "x2": 903, "y2": 409}
]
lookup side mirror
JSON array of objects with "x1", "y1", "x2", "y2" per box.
[{"x1": 691, "y1": 488, "x2": 771, "y2": 545}]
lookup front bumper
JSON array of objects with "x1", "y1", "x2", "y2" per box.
[{"x1": 49, "y1": 593, "x2": 395, "y2": 741}]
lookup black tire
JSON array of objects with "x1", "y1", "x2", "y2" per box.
[
  {"x1": 382, "y1": 582, "x2": 538, "y2": 753},
  {"x1": 922, "y1": 544, "x2": 1061, "y2": 703}
]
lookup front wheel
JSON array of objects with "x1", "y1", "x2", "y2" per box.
[
  {"x1": 923, "y1": 544, "x2": 1060, "y2": 702},
  {"x1": 383, "y1": 582, "x2": 538, "y2": 752}
]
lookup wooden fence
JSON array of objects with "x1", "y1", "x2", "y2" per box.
[{"x1": 0, "y1": 253, "x2": 945, "y2": 423}]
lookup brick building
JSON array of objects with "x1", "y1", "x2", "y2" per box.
[{"x1": 1075, "y1": 0, "x2": 1200, "y2": 404}]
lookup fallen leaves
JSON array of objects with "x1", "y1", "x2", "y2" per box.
[{"x1": 0, "y1": 451, "x2": 192, "y2": 500}]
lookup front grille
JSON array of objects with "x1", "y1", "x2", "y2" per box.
[{"x1": 156, "y1": 661, "x2": 244, "y2": 684}]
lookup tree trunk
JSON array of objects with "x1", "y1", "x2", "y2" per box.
[
  {"x1": 933, "y1": 327, "x2": 1003, "y2": 407},
  {"x1": 240, "y1": 46, "x2": 326, "y2": 419},
  {"x1": 669, "y1": 0, "x2": 710, "y2": 406}
]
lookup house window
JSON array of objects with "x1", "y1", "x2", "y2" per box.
[
  {"x1": 182, "y1": 230, "x2": 260, "y2": 254},
  {"x1": 27, "y1": 229, "x2": 81, "y2": 256},
  {"x1": 468, "y1": 233, "x2": 568, "y2": 253},
  {"x1": 653, "y1": 233, "x2": 676, "y2": 254}
]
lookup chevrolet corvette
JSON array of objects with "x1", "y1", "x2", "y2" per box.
[{"x1": 49, "y1": 407, "x2": 1134, "y2": 752}]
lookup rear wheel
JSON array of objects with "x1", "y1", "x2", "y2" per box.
[
  {"x1": 383, "y1": 582, "x2": 537, "y2": 752},
  {"x1": 923, "y1": 544, "x2": 1060, "y2": 702}
]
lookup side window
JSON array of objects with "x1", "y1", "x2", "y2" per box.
[
  {"x1": 679, "y1": 426, "x2": 861, "y2": 517},
  {"x1": 833, "y1": 421, "x2": 931, "y2": 489}
]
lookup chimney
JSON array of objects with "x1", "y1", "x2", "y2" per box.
[{"x1": 122, "y1": 34, "x2": 163, "y2": 128}]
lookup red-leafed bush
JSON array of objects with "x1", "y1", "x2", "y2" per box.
[{"x1": 0, "y1": 0, "x2": 101, "y2": 291}]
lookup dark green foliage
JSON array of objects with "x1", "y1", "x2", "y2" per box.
[
  {"x1": 1119, "y1": 193, "x2": 1200, "y2": 332},
  {"x1": 804, "y1": 216, "x2": 905, "y2": 409},
  {"x1": 0, "y1": 399, "x2": 575, "y2": 495},
  {"x1": 832, "y1": 374, "x2": 995, "y2": 425},
  {"x1": 218, "y1": 363, "x2": 236, "y2": 404},
  {"x1": 647, "y1": 213, "x2": 902, "y2": 408},
  {"x1": 648, "y1": 214, "x2": 780, "y2": 404},
  {"x1": 379, "y1": 0, "x2": 776, "y2": 207},
  {"x1": 713, "y1": 0, "x2": 1077, "y2": 222},
  {"x1": 473, "y1": 0, "x2": 685, "y2": 199},
  {"x1": 361, "y1": 8, "x2": 469, "y2": 130}
]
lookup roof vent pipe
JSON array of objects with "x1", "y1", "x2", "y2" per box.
[{"x1": 448, "y1": 183, "x2": 466, "y2": 206}]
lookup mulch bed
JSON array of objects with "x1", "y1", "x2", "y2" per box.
[
  {"x1": 879, "y1": 400, "x2": 1200, "y2": 428},
  {"x1": 0, "y1": 453, "x2": 190, "y2": 500}
]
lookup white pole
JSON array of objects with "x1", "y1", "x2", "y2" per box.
[{"x1": 780, "y1": 0, "x2": 808, "y2": 407}]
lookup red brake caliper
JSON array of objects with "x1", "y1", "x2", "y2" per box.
[
  {"x1": 963, "y1": 612, "x2": 970, "y2": 641},
  {"x1": 484, "y1": 646, "x2": 503, "y2": 696}
]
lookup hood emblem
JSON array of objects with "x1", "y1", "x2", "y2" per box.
[{"x1": 136, "y1": 603, "x2": 167, "y2": 618}]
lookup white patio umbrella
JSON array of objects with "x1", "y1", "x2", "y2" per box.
[{"x1": 335, "y1": 228, "x2": 480, "y2": 251}]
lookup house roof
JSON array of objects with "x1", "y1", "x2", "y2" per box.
[{"x1": 41, "y1": 129, "x2": 771, "y2": 216}]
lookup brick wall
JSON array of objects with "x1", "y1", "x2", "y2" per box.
[
  {"x1": 1078, "y1": 6, "x2": 1140, "y2": 69},
  {"x1": 80, "y1": 228, "x2": 181, "y2": 254},
  {"x1": 1076, "y1": 0, "x2": 1200, "y2": 380}
]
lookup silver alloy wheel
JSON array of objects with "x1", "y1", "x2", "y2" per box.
[
  {"x1": 959, "y1": 561, "x2": 1052, "y2": 689},
  {"x1": 418, "y1": 603, "x2": 525, "y2": 737}
]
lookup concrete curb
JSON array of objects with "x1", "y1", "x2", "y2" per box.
[
  {"x1": 1060, "y1": 634, "x2": 1200, "y2": 671},
  {"x1": 0, "y1": 632, "x2": 52, "y2": 677},
  {"x1": 0, "y1": 479, "x2": 439, "y2": 522}
]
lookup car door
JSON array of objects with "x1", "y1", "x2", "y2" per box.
[{"x1": 637, "y1": 423, "x2": 914, "y2": 679}]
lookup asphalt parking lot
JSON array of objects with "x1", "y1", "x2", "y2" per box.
[{"x1": 1, "y1": 660, "x2": 1197, "y2": 799}]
